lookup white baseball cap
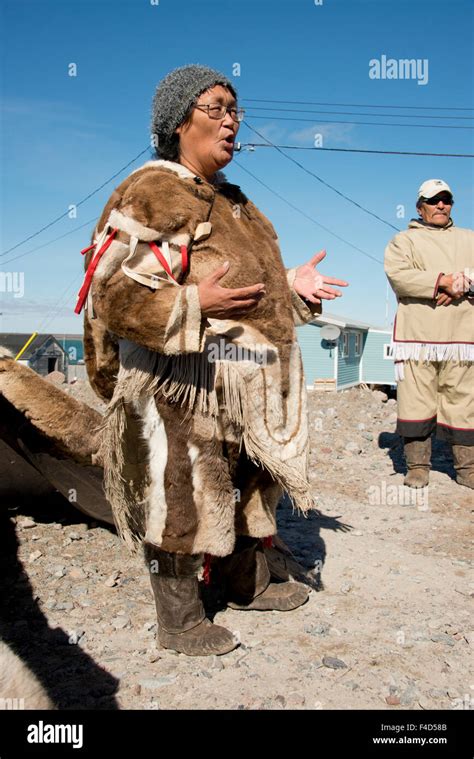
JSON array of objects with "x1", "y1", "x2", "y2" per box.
[{"x1": 417, "y1": 179, "x2": 453, "y2": 200}]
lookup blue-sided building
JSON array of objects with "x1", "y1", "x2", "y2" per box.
[
  {"x1": 51, "y1": 318, "x2": 394, "y2": 390},
  {"x1": 297, "y1": 312, "x2": 395, "y2": 391}
]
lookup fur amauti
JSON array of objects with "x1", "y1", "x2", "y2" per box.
[{"x1": 86, "y1": 159, "x2": 320, "y2": 556}]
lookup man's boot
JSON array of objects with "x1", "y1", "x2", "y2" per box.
[
  {"x1": 452, "y1": 445, "x2": 474, "y2": 489},
  {"x1": 218, "y1": 536, "x2": 310, "y2": 611},
  {"x1": 403, "y1": 436, "x2": 431, "y2": 488},
  {"x1": 144, "y1": 544, "x2": 239, "y2": 656}
]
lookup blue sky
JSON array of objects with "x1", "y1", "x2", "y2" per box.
[{"x1": 1, "y1": 0, "x2": 473, "y2": 335}]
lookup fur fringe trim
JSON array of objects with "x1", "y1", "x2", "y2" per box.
[
  {"x1": 99, "y1": 340, "x2": 315, "y2": 552},
  {"x1": 394, "y1": 362, "x2": 405, "y2": 381},
  {"x1": 98, "y1": 400, "x2": 130, "y2": 548},
  {"x1": 221, "y1": 358, "x2": 315, "y2": 516},
  {"x1": 392, "y1": 341, "x2": 474, "y2": 363},
  {"x1": 98, "y1": 397, "x2": 149, "y2": 552}
]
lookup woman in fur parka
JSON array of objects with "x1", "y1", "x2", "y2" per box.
[{"x1": 78, "y1": 64, "x2": 347, "y2": 656}]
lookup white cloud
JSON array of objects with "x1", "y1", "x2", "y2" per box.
[
  {"x1": 243, "y1": 121, "x2": 287, "y2": 145},
  {"x1": 288, "y1": 123, "x2": 356, "y2": 147},
  {"x1": 0, "y1": 97, "x2": 109, "y2": 131},
  {"x1": 0, "y1": 297, "x2": 74, "y2": 318},
  {"x1": 243, "y1": 119, "x2": 356, "y2": 149},
  {"x1": 0, "y1": 296, "x2": 80, "y2": 335}
]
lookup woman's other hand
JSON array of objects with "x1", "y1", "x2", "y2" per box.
[{"x1": 293, "y1": 249, "x2": 348, "y2": 303}]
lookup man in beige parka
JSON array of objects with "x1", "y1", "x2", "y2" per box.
[{"x1": 385, "y1": 179, "x2": 474, "y2": 489}]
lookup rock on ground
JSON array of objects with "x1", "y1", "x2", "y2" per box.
[{"x1": 0, "y1": 384, "x2": 472, "y2": 710}]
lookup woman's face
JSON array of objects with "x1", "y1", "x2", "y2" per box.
[{"x1": 175, "y1": 85, "x2": 240, "y2": 180}]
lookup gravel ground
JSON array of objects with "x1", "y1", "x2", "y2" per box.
[{"x1": 1, "y1": 384, "x2": 472, "y2": 711}]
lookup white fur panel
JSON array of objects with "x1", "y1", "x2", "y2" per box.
[
  {"x1": 166, "y1": 232, "x2": 191, "y2": 246},
  {"x1": 108, "y1": 209, "x2": 162, "y2": 242},
  {"x1": 187, "y1": 442, "x2": 202, "y2": 502},
  {"x1": 130, "y1": 159, "x2": 228, "y2": 185},
  {"x1": 163, "y1": 289, "x2": 185, "y2": 354},
  {"x1": 93, "y1": 240, "x2": 130, "y2": 280},
  {"x1": 108, "y1": 209, "x2": 191, "y2": 246},
  {"x1": 138, "y1": 396, "x2": 169, "y2": 546},
  {"x1": 187, "y1": 443, "x2": 199, "y2": 466},
  {"x1": 285, "y1": 267, "x2": 297, "y2": 288},
  {"x1": 162, "y1": 286, "x2": 204, "y2": 354},
  {"x1": 187, "y1": 438, "x2": 236, "y2": 557},
  {"x1": 184, "y1": 285, "x2": 205, "y2": 353},
  {"x1": 130, "y1": 159, "x2": 196, "y2": 180}
]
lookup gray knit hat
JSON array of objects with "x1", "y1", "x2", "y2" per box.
[{"x1": 151, "y1": 64, "x2": 238, "y2": 161}]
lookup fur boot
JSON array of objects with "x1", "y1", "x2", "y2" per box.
[
  {"x1": 452, "y1": 445, "x2": 474, "y2": 489},
  {"x1": 218, "y1": 536, "x2": 310, "y2": 611},
  {"x1": 403, "y1": 436, "x2": 431, "y2": 488},
  {"x1": 144, "y1": 544, "x2": 238, "y2": 656}
]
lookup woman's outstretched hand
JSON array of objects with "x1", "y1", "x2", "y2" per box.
[
  {"x1": 198, "y1": 261, "x2": 266, "y2": 318},
  {"x1": 293, "y1": 250, "x2": 348, "y2": 304}
]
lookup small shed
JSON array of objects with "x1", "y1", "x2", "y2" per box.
[
  {"x1": 0, "y1": 333, "x2": 68, "y2": 377},
  {"x1": 297, "y1": 313, "x2": 394, "y2": 391}
]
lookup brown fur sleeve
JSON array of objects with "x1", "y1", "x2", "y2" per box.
[
  {"x1": 91, "y1": 273, "x2": 205, "y2": 355},
  {"x1": 86, "y1": 167, "x2": 213, "y2": 355}
]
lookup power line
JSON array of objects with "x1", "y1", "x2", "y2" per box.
[
  {"x1": 1, "y1": 217, "x2": 98, "y2": 267},
  {"x1": 244, "y1": 113, "x2": 474, "y2": 130},
  {"x1": 3, "y1": 226, "x2": 93, "y2": 332},
  {"x1": 3, "y1": 124, "x2": 469, "y2": 268},
  {"x1": 243, "y1": 98, "x2": 474, "y2": 111},
  {"x1": 238, "y1": 144, "x2": 474, "y2": 159},
  {"x1": 36, "y1": 275, "x2": 82, "y2": 335},
  {"x1": 244, "y1": 105, "x2": 474, "y2": 121},
  {"x1": 2, "y1": 128, "x2": 468, "y2": 279},
  {"x1": 234, "y1": 160, "x2": 384, "y2": 266},
  {"x1": 243, "y1": 121, "x2": 400, "y2": 232},
  {"x1": 1, "y1": 146, "x2": 151, "y2": 258}
]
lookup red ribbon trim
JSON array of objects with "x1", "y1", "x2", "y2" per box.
[
  {"x1": 74, "y1": 228, "x2": 118, "y2": 315},
  {"x1": 80, "y1": 242, "x2": 96, "y2": 256},
  {"x1": 180, "y1": 245, "x2": 188, "y2": 276},
  {"x1": 148, "y1": 242, "x2": 189, "y2": 283},
  {"x1": 203, "y1": 553, "x2": 212, "y2": 585},
  {"x1": 148, "y1": 242, "x2": 176, "y2": 282}
]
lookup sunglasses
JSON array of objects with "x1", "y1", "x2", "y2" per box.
[{"x1": 422, "y1": 195, "x2": 453, "y2": 205}]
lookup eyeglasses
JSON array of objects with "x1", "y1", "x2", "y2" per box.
[{"x1": 193, "y1": 103, "x2": 245, "y2": 122}]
